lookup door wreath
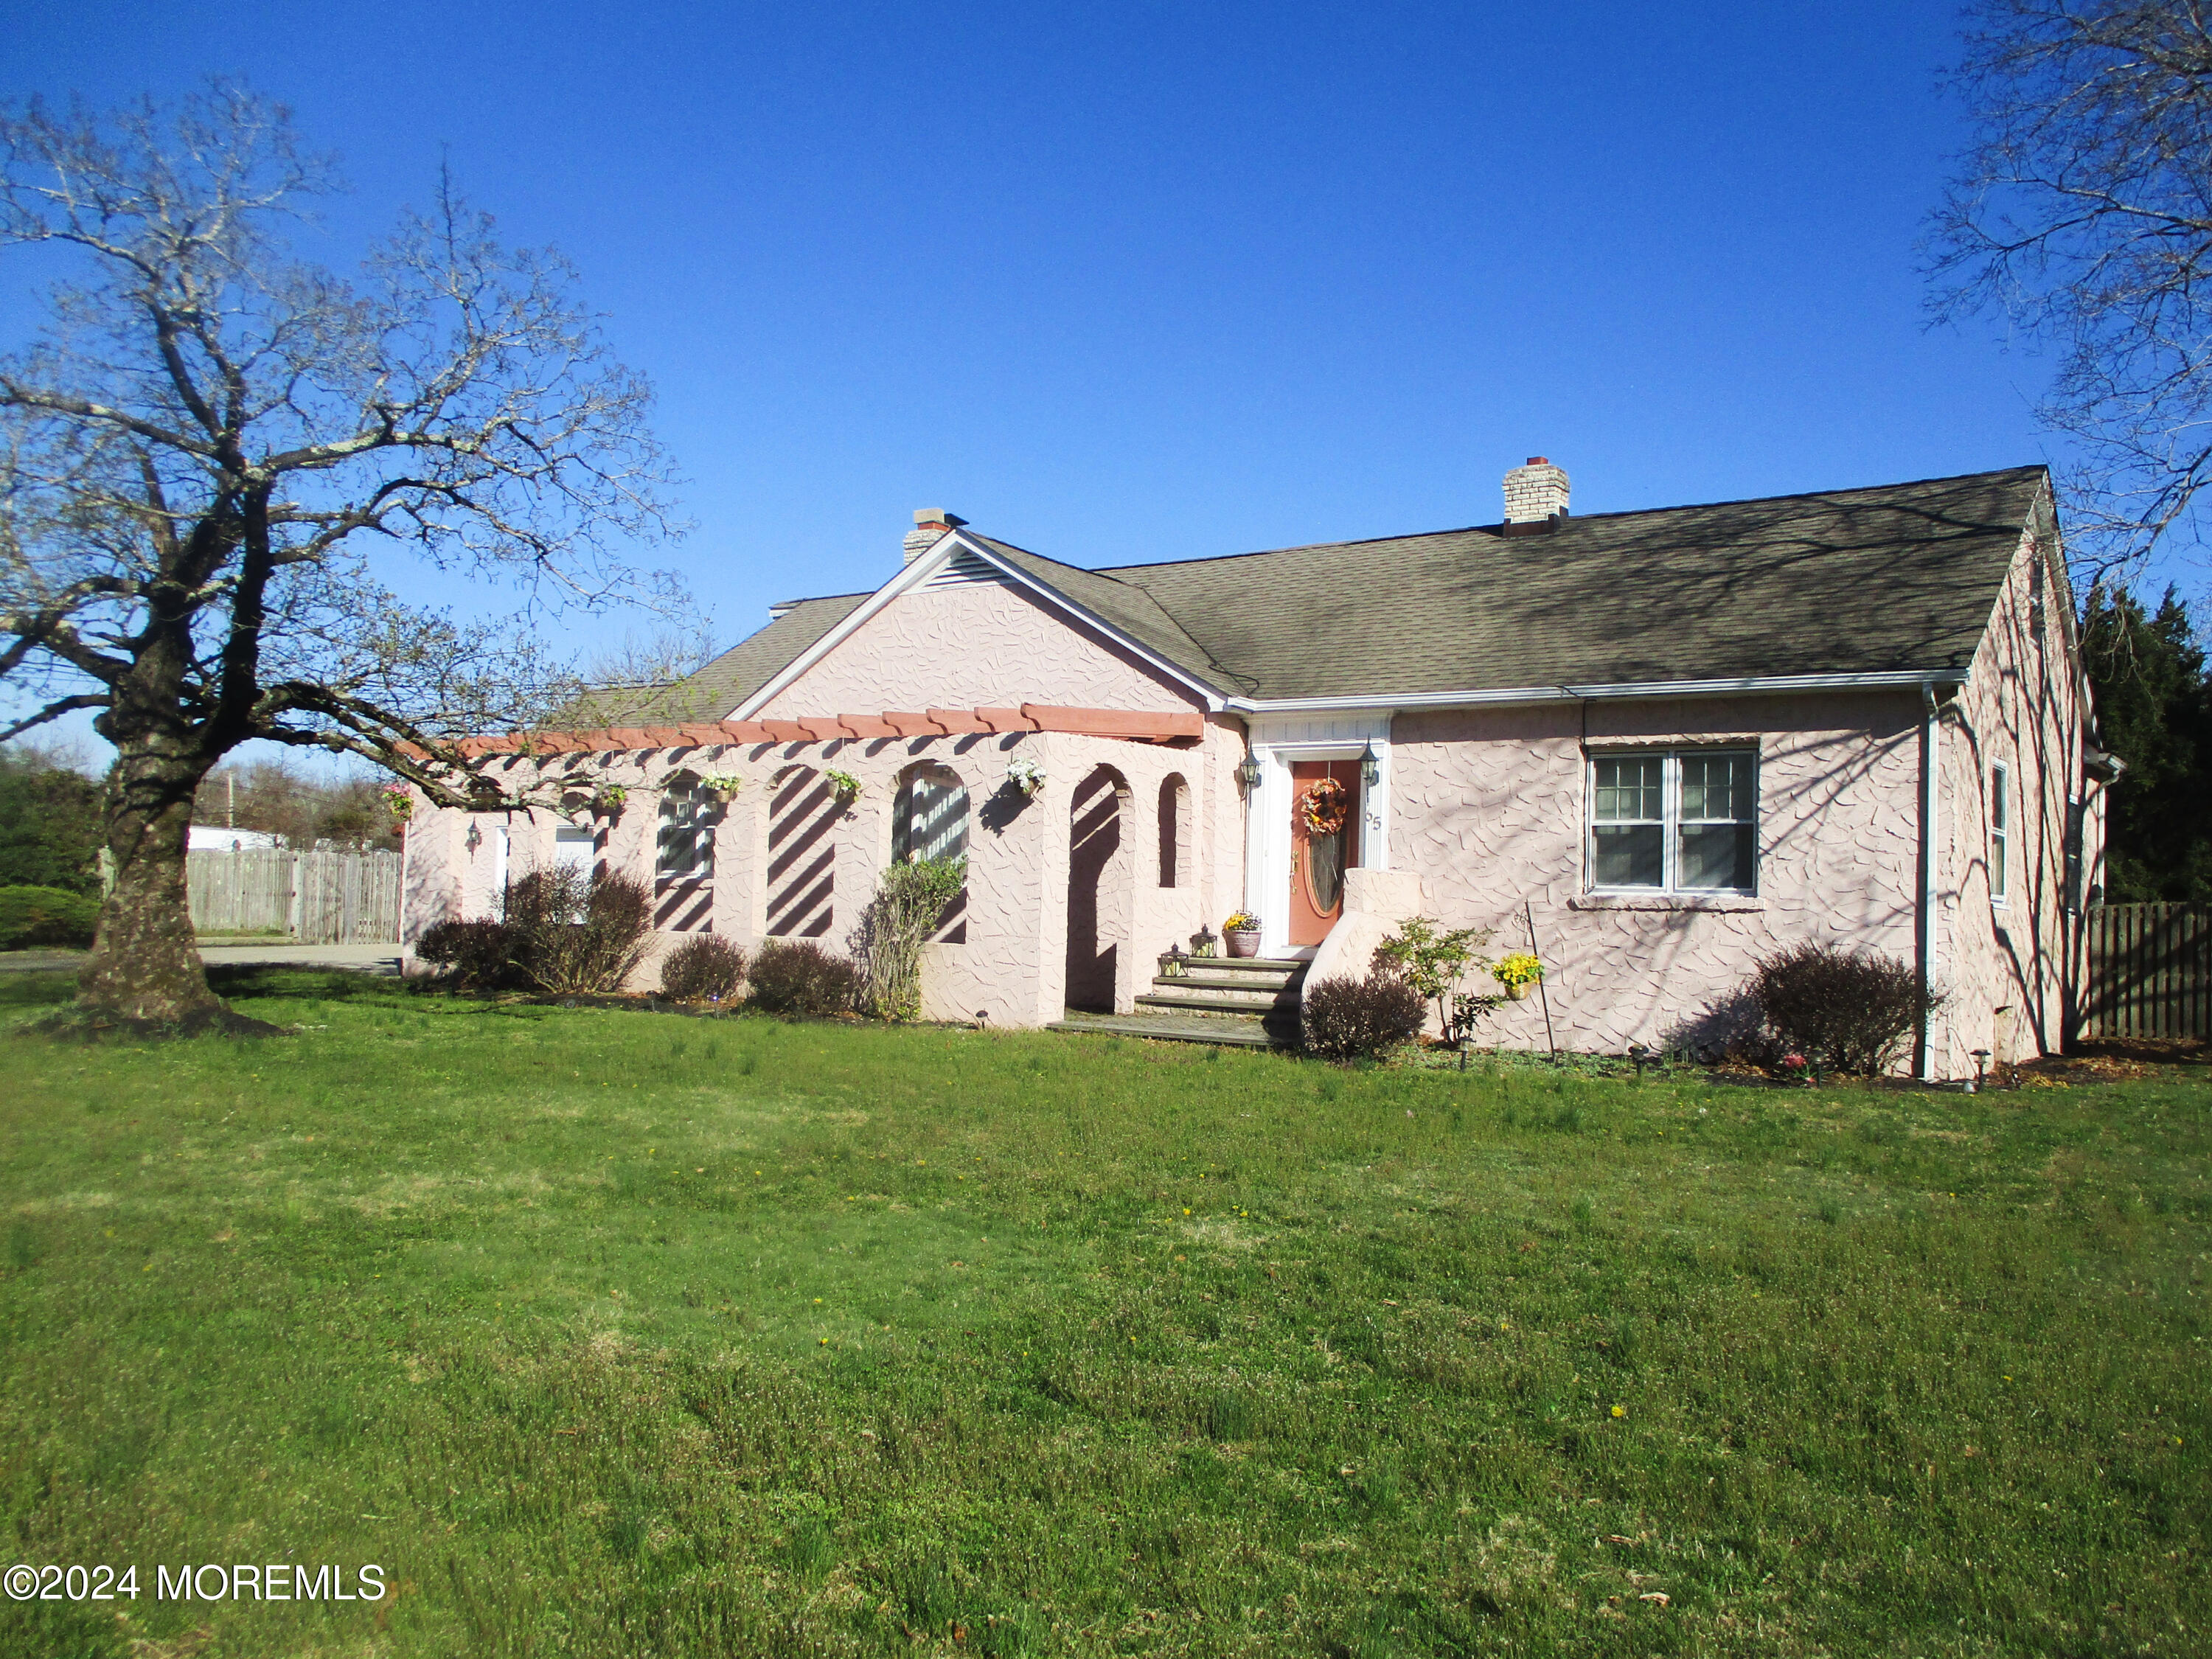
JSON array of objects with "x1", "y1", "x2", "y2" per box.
[{"x1": 1298, "y1": 777, "x2": 1349, "y2": 835}]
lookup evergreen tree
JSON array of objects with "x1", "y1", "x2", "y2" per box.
[
  {"x1": 2081, "y1": 586, "x2": 2212, "y2": 902},
  {"x1": 0, "y1": 748, "x2": 105, "y2": 894}
]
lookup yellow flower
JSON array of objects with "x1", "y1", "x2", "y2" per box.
[{"x1": 1610, "y1": 1405, "x2": 1626, "y2": 1419}]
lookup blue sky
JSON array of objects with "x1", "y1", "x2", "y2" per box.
[{"x1": 1, "y1": 1, "x2": 2122, "y2": 766}]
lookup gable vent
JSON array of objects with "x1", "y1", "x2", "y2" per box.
[{"x1": 922, "y1": 549, "x2": 1012, "y2": 589}]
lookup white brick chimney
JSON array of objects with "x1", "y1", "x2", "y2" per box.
[
  {"x1": 903, "y1": 508, "x2": 968, "y2": 563},
  {"x1": 1501, "y1": 457, "x2": 1569, "y2": 535}
]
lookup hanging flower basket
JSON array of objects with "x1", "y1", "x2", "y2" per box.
[
  {"x1": 379, "y1": 782, "x2": 414, "y2": 823},
  {"x1": 825, "y1": 768, "x2": 862, "y2": 805},
  {"x1": 593, "y1": 784, "x2": 629, "y2": 815},
  {"x1": 701, "y1": 773, "x2": 744, "y2": 804},
  {"x1": 1005, "y1": 757, "x2": 1046, "y2": 798},
  {"x1": 1298, "y1": 778, "x2": 1349, "y2": 835}
]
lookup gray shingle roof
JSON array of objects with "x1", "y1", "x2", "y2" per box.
[
  {"x1": 641, "y1": 591, "x2": 867, "y2": 721},
  {"x1": 663, "y1": 466, "x2": 2046, "y2": 716}
]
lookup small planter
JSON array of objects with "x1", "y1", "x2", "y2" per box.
[
  {"x1": 1225, "y1": 928, "x2": 1262, "y2": 959},
  {"x1": 1502, "y1": 982, "x2": 1528, "y2": 1001}
]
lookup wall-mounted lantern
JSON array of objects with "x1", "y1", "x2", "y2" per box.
[
  {"x1": 1360, "y1": 740, "x2": 1381, "y2": 788},
  {"x1": 1236, "y1": 753, "x2": 1263, "y2": 790}
]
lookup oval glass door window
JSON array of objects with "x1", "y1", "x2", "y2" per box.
[{"x1": 1304, "y1": 828, "x2": 1344, "y2": 916}]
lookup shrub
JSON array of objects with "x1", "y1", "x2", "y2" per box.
[
  {"x1": 414, "y1": 918, "x2": 518, "y2": 990},
  {"x1": 659, "y1": 933, "x2": 748, "y2": 1002},
  {"x1": 502, "y1": 866, "x2": 655, "y2": 994},
  {"x1": 1751, "y1": 942, "x2": 1940, "y2": 1074},
  {"x1": 0, "y1": 885, "x2": 102, "y2": 949},
  {"x1": 748, "y1": 939, "x2": 860, "y2": 1015},
  {"x1": 855, "y1": 856, "x2": 965, "y2": 1020},
  {"x1": 1302, "y1": 971, "x2": 1426, "y2": 1061},
  {"x1": 1372, "y1": 917, "x2": 1490, "y2": 1032}
]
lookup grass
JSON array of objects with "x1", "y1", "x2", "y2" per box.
[{"x1": 1, "y1": 967, "x2": 2207, "y2": 1657}]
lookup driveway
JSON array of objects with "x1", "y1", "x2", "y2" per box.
[{"x1": 1, "y1": 942, "x2": 406, "y2": 976}]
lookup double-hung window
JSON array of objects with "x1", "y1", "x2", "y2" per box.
[
  {"x1": 1989, "y1": 762, "x2": 2009, "y2": 905},
  {"x1": 1588, "y1": 749, "x2": 1757, "y2": 894}
]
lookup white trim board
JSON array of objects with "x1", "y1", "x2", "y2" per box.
[{"x1": 728, "y1": 531, "x2": 1228, "y2": 720}]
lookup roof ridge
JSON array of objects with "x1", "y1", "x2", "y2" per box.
[{"x1": 1099, "y1": 464, "x2": 2048, "y2": 576}]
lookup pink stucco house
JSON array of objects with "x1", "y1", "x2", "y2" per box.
[{"x1": 400, "y1": 459, "x2": 2116, "y2": 1077}]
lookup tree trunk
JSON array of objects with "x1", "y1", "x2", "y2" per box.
[{"x1": 73, "y1": 740, "x2": 237, "y2": 1030}]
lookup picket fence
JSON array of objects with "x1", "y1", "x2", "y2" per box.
[
  {"x1": 185, "y1": 846, "x2": 402, "y2": 944},
  {"x1": 2083, "y1": 903, "x2": 2211, "y2": 1041}
]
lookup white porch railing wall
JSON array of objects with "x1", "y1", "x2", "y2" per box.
[{"x1": 186, "y1": 846, "x2": 403, "y2": 942}]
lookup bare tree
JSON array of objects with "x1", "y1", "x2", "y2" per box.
[
  {"x1": 1930, "y1": 1, "x2": 2212, "y2": 588},
  {"x1": 0, "y1": 84, "x2": 681, "y2": 1029}
]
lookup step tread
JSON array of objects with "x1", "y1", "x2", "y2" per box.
[
  {"x1": 1137, "y1": 990, "x2": 1292, "y2": 1013},
  {"x1": 1048, "y1": 1013, "x2": 1287, "y2": 1048}
]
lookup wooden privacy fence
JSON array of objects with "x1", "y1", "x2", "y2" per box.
[
  {"x1": 2084, "y1": 903, "x2": 2211, "y2": 1040},
  {"x1": 186, "y1": 846, "x2": 402, "y2": 944}
]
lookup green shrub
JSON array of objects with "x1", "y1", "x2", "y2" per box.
[
  {"x1": 414, "y1": 918, "x2": 518, "y2": 990},
  {"x1": 855, "y1": 855, "x2": 965, "y2": 1019},
  {"x1": 1752, "y1": 942, "x2": 1939, "y2": 1074},
  {"x1": 748, "y1": 939, "x2": 859, "y2": 1016},
  {"x1": 658, "y1": 933, "x2": 748, "y2": 1002},
  {"x1": 1302, "y1": 971, "x2": 1425, "y2": 1061},
  {"x1": 502, "y1": 867, "x2": 655, "y2": 995},
  {"x1": 0, "y1": 885, "x2": 102, "y2": 950}
]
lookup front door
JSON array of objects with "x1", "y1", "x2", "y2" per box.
[{"x1": 1287, "y1": 759, "x2": 1361, "y2": 948}]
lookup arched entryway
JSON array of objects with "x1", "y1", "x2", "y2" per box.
[{"x1": 1065, "y1": 765, "x2": 1131, "y2": 1012}]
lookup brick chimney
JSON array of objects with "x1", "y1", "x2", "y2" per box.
[
  {"x1": 903, "y1": 508, "x2": 968, "y2": 563},
  {"x1": 1501, "y1": 457, "x2": 1569, "y2": 535}
]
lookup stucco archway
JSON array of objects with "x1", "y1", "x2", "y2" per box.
[{"x1": 1065, "y1": 765, "x2": 1132, "y2": 1012}]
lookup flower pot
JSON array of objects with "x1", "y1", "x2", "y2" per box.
[
  {"x1": 1502, "y1": 982, "x2": 1528, "y2": 1001},
  {"x1": 1225, "y1": 928, "x2": 1261, "y2": 959}
]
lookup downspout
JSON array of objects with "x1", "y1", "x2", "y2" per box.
[{"x1": 1917, "y1": 682, "x2": 1942, "y2": 1080}]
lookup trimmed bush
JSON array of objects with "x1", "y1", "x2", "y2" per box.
[
  {"x1": 748, "y1": 939, "x2": 860, "y2": 1016},
  {"x1": 503, "y1": 866, "x2": 655, "y2": 995},
  {"x1": 0, "y1": 885, "x2": 102, "y2": 950},
  {"x1": 414, "y1": 918, "x2": 518, "y2": 990},
  {"x1": 659, "y1": 933, "x2": 748, "y2": 1002},
  {"x1": 1302, "y1": 971, "x2": 1426, "y2": 1061},
  {"x1": 1751, "y1": 942, "x2": 1939, "y2": 1074}
]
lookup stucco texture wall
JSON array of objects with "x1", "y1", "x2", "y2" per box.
[
  {"x1": 1388, "y1": 692, "x2": 1928, "y2": 1062},
  {"x1": 757, "y1": 580, "x2": 1205, "y2": 717},
  {"x1": 1937, "y1": 514, "x2": 2098, "y2": 1072},
  {"x1": 399, "y1": 725, "x2": 1217, "y2": 1023}
]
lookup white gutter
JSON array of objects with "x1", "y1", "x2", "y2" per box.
[
  {"x1": 1225, "y1": 669, "x2": 1966, "y2": 715},
  {"x1": 1918, "y1": 681, "x2": 1943, "y2": 1080}
]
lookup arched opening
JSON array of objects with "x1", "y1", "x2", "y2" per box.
[
  {"x1": 655, "y1": 773, "x2": 716, "y2": 931},
  {"x1": 893, "y1": 762, "x2": 970, "y2": 943},
  {"x1": 1158, "y1": 773, "x2": 1190, "y2": 888},
  {"x1": 767, "y1": 765, "x2": 838, "y2": 938},
  {"x1": 1065, "y1": 765, "x2": 1131, "y2": 1012}
]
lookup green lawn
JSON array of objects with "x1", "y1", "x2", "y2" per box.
[{"x1": 1, "y1": 970, "x2": 2206, "y2": 1658}]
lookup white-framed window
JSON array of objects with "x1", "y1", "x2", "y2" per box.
[
  {"x1": 1990, "y1": 762, "x2": 2009, "y2": 905},
  {"x1": 656, "y1": 776, "x2": 716, "y2": 882},
  {"x1": 1588, "y1": 748, "x2": 1757, "y2": 894}
]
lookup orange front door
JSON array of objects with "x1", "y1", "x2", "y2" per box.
[{"x1": 1287, "y1": 759, "x2": 1361, "y2": 947}]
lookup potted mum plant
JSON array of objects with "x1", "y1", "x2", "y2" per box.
[
  {"x1": 1492, "y1": 951, "x2": 1543, "y2": 1001},
  {"x1": 1222, "y1": 911, "x2": 1262, "y2": 958}
]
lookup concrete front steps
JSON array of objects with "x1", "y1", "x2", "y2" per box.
[{"x1": 1047, "y1": 955, "x2": 1310, "y2": 1049}]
